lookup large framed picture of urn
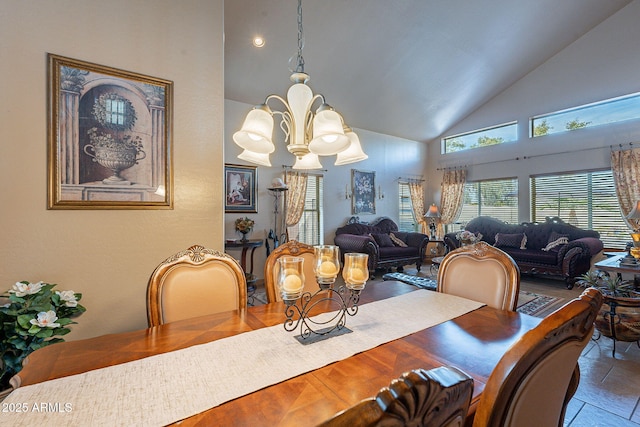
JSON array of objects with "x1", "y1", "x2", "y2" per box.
[{"x1": 47, "y1": 54, "x2": 173, "y2": 209}]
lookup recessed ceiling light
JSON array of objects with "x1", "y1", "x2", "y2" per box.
[{"x1": 252, "y1": 36, "x2": 265, "y2": 48}]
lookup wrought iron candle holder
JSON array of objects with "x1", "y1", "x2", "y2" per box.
[{"x1": 278, "y1": 249, "x2": 369, "y2": 345}]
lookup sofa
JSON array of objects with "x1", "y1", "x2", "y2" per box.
[
  {"x1": 334, "y1": 217, "x2": 430, "y2": 275},
  {"x1": 444, "y1": 216, "x2": 604, "y2": 288}
]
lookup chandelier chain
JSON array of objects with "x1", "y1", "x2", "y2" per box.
[{"x1": 296, "y1": 0, "x2": 305, "y2": 73}]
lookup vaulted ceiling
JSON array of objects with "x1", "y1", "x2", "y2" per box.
[{"x1": 224, "y1": 0, "x2": 632, "y2": 143}]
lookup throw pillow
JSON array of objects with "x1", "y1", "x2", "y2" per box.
[
  {"x1": 494, "y1": 233, "x2": 527, "y2": 250},
  {"x1": 389, "y1": 233, "x2": 408, "y2": 247},
  {"x1": 542, "y1": 232, "x2": 569, "y2": 252},
  {"x1": 370, "y1": 233, "x2": 395, "y2": 247}
]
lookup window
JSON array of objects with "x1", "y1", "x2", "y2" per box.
[
  {"x1": 458, "y1": 178, "x2": 519, "y2": 225},
  {"x1": 443, "y1": 121, "x2": 517, "y2": 154},
  {"x1": 531, "y1": 92, "x2": 640, "y2": 137},
  {"x1": 398, "y1": 182, "x2": 418, "y2": 232},
  {"x1": 292, "y1": 175, "x2": 323, "y2": 245},
  {"x1": 105, "y1": 98, "x2": 126, "y2": 126},
  {"x1": 530, "y1": 170, "x2": 627, "y2": 249}
]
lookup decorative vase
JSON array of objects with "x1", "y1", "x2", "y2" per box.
[
  {"x1": 240, "y1": 230, "x2": 249, "y2": 242},
  {"x1": 84, "y1": 144, "x2": 146, "y2": 185}
]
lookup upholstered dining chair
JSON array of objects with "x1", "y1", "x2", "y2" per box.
[
  {"x1": 437, "y1": 241, "x2": 520, "y2": 310},
  {"x1": 264, "y1": 240, "x2": 319, "y2": 303},
  {"x1": 472, "y1": 287, "x2": 603, "y2": 427},
  {"x1": 146, "y1": 244, "x2": 247, "y2": 327},
  {"x1": 318, "y1": 365, "x2": 474, "y2": 427}
]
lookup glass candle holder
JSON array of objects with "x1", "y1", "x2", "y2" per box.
[
  {"x1": 278, "y1": 256, "x2": 305, "y2": 301},
  {"x1": 342, "y1": 253, "x2": 369, "y2": 290},
  {"x1": 314, "y1": 245, "x2": 340, "y2": 286}
]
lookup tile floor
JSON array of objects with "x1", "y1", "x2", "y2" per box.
[{"x1": 566, "y1": 334, "x2": 640, "y2": 426}]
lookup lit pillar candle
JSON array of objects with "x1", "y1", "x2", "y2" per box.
[
  {"x1": 347, "y1": 267, "x2": 366, "y2": 284},
  {"x1": 282, "y1": 273, "x2": 303, "y2": 292},
  {"x1": 317, "y1": 260, "x2": 338, "y2": 278},
  {"x1": 278, "y1": 256, "x2": 305, "y2": 300},
  {"x1": 314, "y1": 245, "x2": 340, "y2": 284},
  {"x1": 343, "y1": 253, "x2": 369, "y2": 290}
]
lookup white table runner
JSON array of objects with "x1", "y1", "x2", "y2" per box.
[{"x1": 2, "y1": 290, "x2": 483, "y2": 426}]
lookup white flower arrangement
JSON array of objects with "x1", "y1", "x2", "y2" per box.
[{"x1": 0, "y1": 281, "x2": 86, "y2": 389}]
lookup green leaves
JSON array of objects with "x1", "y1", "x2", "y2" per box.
[{"x1": 0, "y1": 281, "x2": 87, "y2": 390}]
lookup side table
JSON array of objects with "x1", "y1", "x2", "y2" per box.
[{"x1": 225, "y1": 239, "x2": 263, "y2": 305}]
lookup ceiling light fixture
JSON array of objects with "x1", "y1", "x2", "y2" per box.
[
  {"x1": 233, "y1": 0, "x2": 367, "y2": 170},
  {"x1": 252, "y1": 36, "x2": 265, "y2": 48}
]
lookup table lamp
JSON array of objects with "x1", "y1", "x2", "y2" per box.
[
  {"x1": 424, "y1": 204, "x2": 440, "y2": 239},
  {"x1": 627, "y1": 200, "x2": 640, "y2": 261}
]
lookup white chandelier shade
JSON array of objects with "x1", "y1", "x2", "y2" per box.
[
  {"x1": 308, "y1": 107, "x2": 351, "y2": 155},
  {"x1": 293, "y1": 152, "x2": 323, "y2": 169},
  {"x1": 238, "y1": 149, "x2": 272, "y2": 167},
  {"x1": 335, "y1": 128, "x2": 368, "y2": 165},
  {"x1": 233, "y1": 106, "x2": 275, "y2": 154}
]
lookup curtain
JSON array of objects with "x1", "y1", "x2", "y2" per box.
[
  {"x1": 284, "y1": 171, "x2": 308, "y2": 228},
  {"x1": 438, "y1": 169, "x2": 466, "y2": 237},
  {"x1": 611, "y1": 148, "x2": 640, "y2": 229},
  {"x1": 408, "y1": 179, "x2": 428, "y2": 234}
]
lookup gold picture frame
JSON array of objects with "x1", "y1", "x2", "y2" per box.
[{"x1": 47, "y1": 54, "x2": 173, "y2": 209}]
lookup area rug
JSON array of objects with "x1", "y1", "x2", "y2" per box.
[
  {"x1": 516, "y1": 291, "x2": 563, "y2": 317},
  {"x1": 381, "y1": 272, "x2": 437, "y2": 290}
]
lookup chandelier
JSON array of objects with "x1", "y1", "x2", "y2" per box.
[{"x1": 232, "y1": 0, "x2": 367, "y2": 170}]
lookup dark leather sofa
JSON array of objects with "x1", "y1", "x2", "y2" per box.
[
  {"x1": 444, "y1": 216, "x2": 604, "y2": 288},
  {"x1": 334, "y1": 217, "x2": 429, "y2": 275}
]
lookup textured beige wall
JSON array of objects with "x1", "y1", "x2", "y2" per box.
[{"x1": 0, "y1": 0, "x2": 224, "y2": 340}]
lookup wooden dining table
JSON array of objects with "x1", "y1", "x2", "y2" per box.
[{"x1": 11, "y1": 280, "x2": 541, "y2": 426}]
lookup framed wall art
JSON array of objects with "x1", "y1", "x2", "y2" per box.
[
  {"x1": 352, "y1": 169, "x2": 376, "y2": 215},
  {"x1": 225, "y1": 164, "x2": 257, "y2": 213},
  {"x1": 47, "y1": 53, "x2": 173, "y2": 209}
]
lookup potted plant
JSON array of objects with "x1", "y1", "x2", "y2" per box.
[
  {"x1": 0, "y1": 281, "x2": 86, "y2": 392},
  {"x1": 577, "y1": 270, "x2": 640, "y2": 350},
  {"x1": 235, "y1": 217, "x2": 255, "y2": 242}
]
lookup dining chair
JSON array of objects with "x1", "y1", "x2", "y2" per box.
[
  {"x1": 437, "y1": 241, "x2": 520, "y2": 310},
  {"x1": 264, "y1": 240, "x2": 319, "y2": 302},
  {"x1": 146, "y1": 244, "x2": 247, "y2": 326},
  {"x1": 472, "y1": 287, "x2": 603, "y2": 427},
  {"x1": 317, "y1": 365, "x2": 474, "y2": 427}
]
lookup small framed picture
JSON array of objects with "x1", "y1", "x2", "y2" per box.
[
  {"x1": 225, "y1": 164, "x2": 257, "y2": 213},
  {"x1": 352, "y1": 169, "x2": 376, "y2": 215}
]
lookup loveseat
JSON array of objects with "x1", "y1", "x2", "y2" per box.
[
  {"x1": 444, "y1": 216, "x2": 604, "y2": 288},
  {"x1": 334, "y1": 217, "x2": 429, "y2": 275}
]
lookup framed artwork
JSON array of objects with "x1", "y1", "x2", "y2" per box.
[
  {"x1": 225, "y1": 164, "x2": 257, "y2": 213},
  {"x1": 352, "y1": 169, "x2": 376, "y2": 215},
  {"x1": 47, "y1": 54, "x2": 173, "y2": 209}
]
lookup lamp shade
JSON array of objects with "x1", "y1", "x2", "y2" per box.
[
  {"x1": 424, "y1": 204, "x2": 440, "y2": 218},
  {"x1": 233, "y1": 106, "x2": 275, "y2": 154},
  {"x1": 293, "y1": 152, "x2": 323, "y2": 170},
  {"x1": 627, "y1": 200, "x2": 640, "y2": 220},
  {"x1": 238, "y1": 149, "x2": 272, "y2": 167},
  {"x1": 335, "y1": 129, "x2": 368, "y2": 165},
  {"x1": 309, "y1": 108, "x2": 350, "y2": 155}
]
